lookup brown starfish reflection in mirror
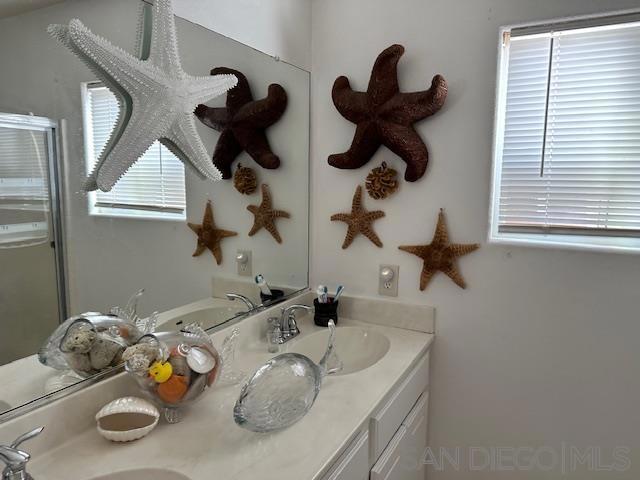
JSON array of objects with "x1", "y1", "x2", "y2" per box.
[
  {"x1": 188, "y1": 200, "x2": 237, "y2": 265},
  {"x1": 247, "y1": 184, "x2": 290, "y2": 244},
  {"x1": 399, "y1": 209, "x2": 478, "y2": 290},
  {"x1": 329, "y1": 44, "x2": 447, "y2": 182},
  {"x1": 195, "y1": 67, "x2": 287, "y2": 179},
  {"x1": 331, "y1": 185, "x2": 385, "y2": 249}
]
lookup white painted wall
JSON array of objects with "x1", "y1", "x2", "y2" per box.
[
  {"x1": 174, "y1": 0, "x2": 312, "y2": 71},
  {"x1": 310, "y1": 0, "x2": 640, "y2": 478}
]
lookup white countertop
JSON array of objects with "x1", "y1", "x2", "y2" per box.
[{"x1": 29, "y1": 313, "x2": 433, "y2": 480}]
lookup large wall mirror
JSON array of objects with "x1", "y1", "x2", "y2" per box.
[{"x1": 0, "y1": 0, "x2": 309, "y2": 421}]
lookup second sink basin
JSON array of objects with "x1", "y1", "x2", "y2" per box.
[
  {"x1": 287, "y1": 326, "x2": 390, "y2": 375},
  {"x1": 160, "y1": 306, "x2": 244, "y2": 331}
]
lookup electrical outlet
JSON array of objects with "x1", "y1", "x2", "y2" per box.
[
  {"x1": 378, "y1": 264, "x2": 399, "y2": 297},
  {"x1": 236, "y1": 249, "x2": 252, "y2": 277}
]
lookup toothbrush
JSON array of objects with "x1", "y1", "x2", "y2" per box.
[
  {"x1": 255, "y1": 274, "x2": 273, "y2": 296},
  {"x1": 333, "y1": 285, "x2": 345, "y2": 302},
  {"x1": 317, "y1": 284, "x2": 328, "y2": 303},
  {"x1": 316, "y1": 286, "x2": 325, "y2": 303}
]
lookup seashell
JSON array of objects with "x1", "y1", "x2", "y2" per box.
[
  {"x1": 95, "y1": 396, "x2": 159, "y2": 442},
  {"x1": 168, "y1": 351, "x2": 192, "y2": 380},
  {"x1": 182, "y1": 373, "x2": 207, "y2": 403}
]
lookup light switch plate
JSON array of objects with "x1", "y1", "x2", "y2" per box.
[
  {"x1": 378, "y1": 264, "x2": 399, "y2": 297},
  {"x1": 237, "y1": 249, "x2": 252, "y2": 277}
]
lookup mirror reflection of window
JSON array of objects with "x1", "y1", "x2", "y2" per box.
[
  {"x1": 82, "y1": 83, "x2": 187, "y2": 220},
  {"x1": 0, "y1": 126, "x2": 50, "y2": 247}
]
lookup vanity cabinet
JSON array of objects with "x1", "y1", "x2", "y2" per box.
[
  {"x1": 370, "y1": 393, "x2": 429, "y2": 480},
  {"x1": 319, "y1": 351, "x2": 430, "y2": 480},
  {"x1": 321, "y1": 431, "x2": 370, "y2": 480}
]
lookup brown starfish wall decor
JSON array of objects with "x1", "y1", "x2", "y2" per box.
[
  {"x1": 195, "y1": 67, "x2": 288, "y2": 179},
  {"x1": 247, "y1": 184, "x2": 290, "y2": 244},
  {"x1": 329, "y1": 44, "x2": 447, "y2": 182},
  {"x1": 188, "y1": 200, "x2": 237, "y2": 265},
  {"x1": 399, "y1": 209, "x2": 478, "y2": 290},
  {"x1": 331, "y1": 185, "x2": 385, "y2": 249}
]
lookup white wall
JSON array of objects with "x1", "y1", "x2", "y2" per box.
[
  {"x1": 174, "y1": 0, "x2": 312, "y2": 71},
  {"x1": 310, "y1": 0, "x2": 640, "y2": 478}
]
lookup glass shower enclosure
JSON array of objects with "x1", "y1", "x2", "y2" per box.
[{"x1": 0, "y1": 113, "x2": 66, "y2": 365}]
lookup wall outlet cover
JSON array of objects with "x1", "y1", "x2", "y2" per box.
[
  {"x1": 378, "y1": 264, "x2": 399, "y2": 297},
  {"x1": 237, "y1": 249, "x2": 252, "y2": 277}
]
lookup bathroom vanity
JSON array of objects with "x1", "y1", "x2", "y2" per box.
[{"x1": 0, "y1": 292, "x2": 434, "y2": 480}]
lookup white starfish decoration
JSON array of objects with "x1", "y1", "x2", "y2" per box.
[{"x1": 48, "y1": 0, "x2": 237, "y2": 192}]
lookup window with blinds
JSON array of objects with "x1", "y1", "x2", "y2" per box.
[
  {"x1": 83, "y1": 83, "x2": 186, "y2": 220},
  {"x1": 490, "y1": 15, "x2": 640, "y2": 252}
]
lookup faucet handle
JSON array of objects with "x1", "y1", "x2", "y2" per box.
[
  {"x1": 0, "y1": 447, "x2": 29, "y2": 467},
  {"x1": 10, "y1": 427, "x2": 44, "y2": 450},
  {"x1": 0, "y1": 427, "x2": 42, "y2": 479}
]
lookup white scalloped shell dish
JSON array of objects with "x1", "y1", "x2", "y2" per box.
[{"x1": 96, "y1": 396, "x2": 159, "y2": 442}]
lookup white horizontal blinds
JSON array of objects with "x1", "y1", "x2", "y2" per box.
[
  {"x1": 87, "y1": 84, "x2": 186, "y2": 212},
  {"x1": 498, "y1": 21, "x2": 640, "y2": 235},
  {"x1": 0, "y1": 126, "x2": 49, "y2": 246},
  {"x1": 499, "y1": 35, "x2": 552, "y2": 230}
]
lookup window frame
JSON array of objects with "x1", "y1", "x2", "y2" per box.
[
  {"x1": 489, "y1": 9, "x2": 640, "y2": 254},
  {"x1": 81, "y1": 81, "x2": 187, "y2": 222}
]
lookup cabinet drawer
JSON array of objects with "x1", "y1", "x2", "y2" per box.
[
  {"x1": 320, "y1": 431, "x2": 369, "y2": 480},
  {"x1": 370, "y1": 352, "x2": 429, "y2": 460},
  {"x1": 371, "y1": 393, "x2": 428, "y2": 480}
]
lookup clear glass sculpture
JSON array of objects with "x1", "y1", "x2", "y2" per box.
[
  {"x1": 234, "y1": 320, "x2": 342, "y2": 432},
  {"x1": 217, "y1": 327, "x2": 247, "y2": 386}
]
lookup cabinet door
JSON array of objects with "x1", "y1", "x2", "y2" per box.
[
  {"x1": 370, "y1": 393, "x2": 429, "y2": 480},
  {"x1": 320, "y1": 431, "x2": 369, "y2": 480},
  {"x1": 370, "y1": 353, "x2": 429, "y2": 460}
]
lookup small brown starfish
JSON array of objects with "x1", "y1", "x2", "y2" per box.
[
  {"x1": 329, "y1": 44, "x2": 447, "y2": 182},
  {"x1": 188, "y1": 200, "x2": 237, "y2": 265},
  {"x1": 247, "y1": 184, "x2": 290, "y2": 243},
  {"x1": 331, "y1": 185, "x2": 385, "y2": 249},
  {"x1": 399, "y1": 209, "x2": 478, "y2": 290}
]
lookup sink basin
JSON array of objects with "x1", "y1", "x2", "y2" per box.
[
  {"x1": 88, "y1": 469, "x2": 190, "y2": 480},
  {"x1": 161, "y1": 306, "x2": 244, "y2": 331},
  {"x1": 287, "y1": 327, "x2": 390, "y2": 375}
]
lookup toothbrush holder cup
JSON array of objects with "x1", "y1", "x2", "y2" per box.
[
  {"x1": 260, "y1": 289, "x2": 285, "y2": 306},
  {"x1": 313, "y1": 298, "x2": 339, "y2": 327}
]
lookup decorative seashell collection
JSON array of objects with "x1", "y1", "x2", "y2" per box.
[{"x1": 122, "y1": 326, "x2": 221, "y2": 423}]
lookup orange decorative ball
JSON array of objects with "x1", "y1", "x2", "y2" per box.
[{"x1": 157, "y1": 375, "x2": 189, "y2": 404}]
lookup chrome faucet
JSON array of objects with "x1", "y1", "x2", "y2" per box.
[
  {"x1": 269, "y1": 304, "x2": 313, "y2": 345},
  {"x1": 226, "y1": 293, "x2": 256, "y2": 311},
  {"x1": 0, "y1": 427, "x2": 43, "y2": 480}
]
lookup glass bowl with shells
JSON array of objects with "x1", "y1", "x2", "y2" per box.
[{"x1": 122, "y1": 325, "x2": 221, "y2": 423}]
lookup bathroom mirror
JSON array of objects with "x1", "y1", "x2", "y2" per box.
[{"x1": 0, "y1": 0, "x2": 309, "y2": 421}]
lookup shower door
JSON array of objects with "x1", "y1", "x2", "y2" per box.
[{"x1": 0, "y1": 113, "x2": 66, "y2": 365}]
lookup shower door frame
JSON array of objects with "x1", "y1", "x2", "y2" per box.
[{"x1": 0, "y1": 113, "x2": 68, "y2": 323}]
